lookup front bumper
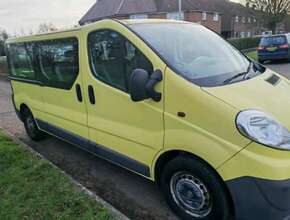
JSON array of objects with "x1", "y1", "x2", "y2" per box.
[
  {"x1": 218, "y1": 142, "x2": 290, "y2": 220},
  {"x1": 227, "y1": 177, "x2": 290, "y2": 220},
  {"x1": 258, "y1": 52, "x2": 289, "y2": 61}
]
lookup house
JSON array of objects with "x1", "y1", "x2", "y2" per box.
[
  {"x1": 79, "y1": 0, "x2": 288, "y2": 39},
  {"x1": 79, "y1": 0, "x2": 223, "y2": 34}
]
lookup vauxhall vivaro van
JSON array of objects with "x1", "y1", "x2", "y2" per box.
[{"x1": 6, "y1": 19, "x2": 290, "y2": 220}]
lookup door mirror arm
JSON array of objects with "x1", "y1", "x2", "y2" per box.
[{"x1": 145, "y1": 70, "x2": 163, "y2": 102}]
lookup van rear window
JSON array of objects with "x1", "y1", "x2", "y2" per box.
[
  {"x1": 260, "y1": 36, "x2": 287, "y2": 46},
  {"x1": 7, "y1": 38, "x2": 79, "y2": 90},
  {"x1": 7, "y1": 43, "x2": 35, "y2": 80}
]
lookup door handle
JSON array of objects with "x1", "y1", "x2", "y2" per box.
[
  {"x1": 75, "y1": 84, "x2": 83, "y2": 102},
  {"x1": 88, "y1": 85, "x2": 95, "y2": 105}
]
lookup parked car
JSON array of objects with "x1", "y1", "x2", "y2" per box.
[
  {"x1": 6, "y1": 19, "x2": 290, "y2": 220},
  {"x1": 262, "y1": 31, "x2": 273, "y2": 37},
  {"x1": 257, "y1": 33, "x2": 290, "y2": 63}
]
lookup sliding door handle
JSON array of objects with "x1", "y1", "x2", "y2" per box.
[
  {"x1": 88, "y1": 85, "x2": 95, "y2": 105},
  {"x1": 75, "y1": 84, "x2": 83, "y2": 102}
]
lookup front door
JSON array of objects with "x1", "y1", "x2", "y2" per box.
[{"x1": 83, "y1": 24, "x2": 166, "y2": 177}]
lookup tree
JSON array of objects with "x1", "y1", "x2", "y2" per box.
[
  {"x1": 246, "y1": 0, "x2": 290, "y2": 33},
  {"x1": 37, "y1": 22, "x2": 58, "y2": 34},
  {"x1": 0, "y1": 29, "x2": 8, "y2": 56}
]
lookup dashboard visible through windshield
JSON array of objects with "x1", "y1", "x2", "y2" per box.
[{"x1": 130, "y1": 22, "x2": 260, "y2": 87}]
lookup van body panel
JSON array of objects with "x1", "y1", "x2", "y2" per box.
[
  {"x1": 163, "y1": 68, "x2": 251, "y2": 169},
  {"x1": 219, "y1": 142, "x2": 290, "y2": 181},
  {"x1": 11, "y1": 81, "x2": 43, "y2": 115},
  {"x1": 204, "y1": 69, "x2": 290, "y2": 130},
  {"x1": 82, "y1": 20, "x2": 166, "y2": 169}
]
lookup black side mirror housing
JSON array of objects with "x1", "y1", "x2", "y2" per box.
[
  {"x1": 130, "y1": 69, "x2": 163, "y2": 102},
  {"x1": 130, "y1": 69, "x2": 150, "y2": 102}
]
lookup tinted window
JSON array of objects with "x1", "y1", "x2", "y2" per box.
[
  {"x1": 7, "y1": 43, "x2": 35, "y2": 80},
  {"x1": 130, "y1": 23, "x2": 250, "y2": 87},
  {"x1": 88, "y1": 30, "x2": 153, "y2": 92},
  {"x1": 39, "y1": 38, "x2": 79, "y2": 89},
  {"x1": 260, "y1": 36, "x2": 287, "y2": 46}
]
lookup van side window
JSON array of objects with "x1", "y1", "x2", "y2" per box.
[
  {"x1": 88, "y1": 30, "x2": 153, "y2": 93},
  {"x1": 7, "y1": 43, "x2": 35, "y2": 80},
  {"x1": 38, "y1": 38, "x2": 79, "y2": 90}
]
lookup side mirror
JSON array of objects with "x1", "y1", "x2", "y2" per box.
[{"x1": 130, "y1": 69, "x2": 163, "y2": 102}]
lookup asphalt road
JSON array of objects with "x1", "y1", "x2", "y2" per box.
[{"x1": 0, "y1": 61, "x2": 289, "y2": 220}]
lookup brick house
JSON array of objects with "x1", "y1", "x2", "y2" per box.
[
  {"x1": 79, "y1": 0, "x2": 222, "y2": 34},
  {"x1": 79, "y1": 0, "x2": 289, "y2": 39}
]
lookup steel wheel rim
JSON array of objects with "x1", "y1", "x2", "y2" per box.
[{"x1": 170, "y1": 172, "x2": 212, "y2": 218}]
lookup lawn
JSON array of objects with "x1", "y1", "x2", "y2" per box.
[
  {"x1": 0, "y1": 56, "x2": 7, "y2": 74},
  {"x1": 0, "y1": 131, "x2": 114, "y2": 220},
  {"x1": 245, "y1": 50, "x2": 258, "y2": 61}
]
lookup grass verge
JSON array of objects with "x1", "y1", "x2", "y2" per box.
[
  {"x1": 0, "y1": 131, "x2": 114, "y2": 220},
  {"x1": 245, "y1": 51, "x2": 258, "y2": 61}
]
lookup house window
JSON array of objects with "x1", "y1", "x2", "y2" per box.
[
  {"x1": 240, "y1": 32, "x2": 245, "y2": 38},
  {"x1": 242, "y1": 17, "x2": 246, "y2": 23},
  {"x1": 130, "y1": 14, "x2": 148, "y2": 19},
  {"x1": 213, "y1": 13, "x2": 219, "y2": 21},
  {"x1": 253, "y1": 18, "x2": 256, "y2": 23},
  {"x1": 202, "y1": 12, "x2": 207, "y2": 21},
  {"x1": 247, "y1": 32, "x2": 251, "y2": 37},
  {"x1": 166, "y1": 12, "x2": 184, "y2": 20},
  {"x1": 235, "y1": 16, "x2": 239, "y2": 23},
  {"x1": 248, "y1": 17, "x2": 251, "y2": 23}
]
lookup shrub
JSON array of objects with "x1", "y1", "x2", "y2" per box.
[{"x1": 228, "y1": 37, "x2": 262, "y2": 51}]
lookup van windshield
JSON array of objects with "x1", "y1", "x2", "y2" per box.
[
  {"x1": 260, "y1": 36, "x2": 287, "y2": 46},
  {"x1": 130, "y1": 23, "x2": 252, "y2": 87}
]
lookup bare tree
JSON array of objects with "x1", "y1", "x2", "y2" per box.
[
  {"x1": 37, "y1": 22, "x2": 58, "y2": 34},
  {"x1": 246, "y1": 0, "x2": 290, "y2": 33}
]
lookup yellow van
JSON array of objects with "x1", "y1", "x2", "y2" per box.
[{"x1": 6, "y1": 19, "x2": 290, "y2": 220}]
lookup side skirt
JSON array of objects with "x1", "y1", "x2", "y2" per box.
[{"x1": 36, "y1": 119, "x2": 151, "y2": 178}]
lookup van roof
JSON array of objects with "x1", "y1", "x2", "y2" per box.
[{"x1": 6, "y1": 19, "x2": 189, "y2": 44}]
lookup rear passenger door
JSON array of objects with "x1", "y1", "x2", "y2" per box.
[
  {"x1": 83, "y1": 26, "x2": 166, "y2": 175},
  {"x1": 36, "y1": 37, "x2": 88, "y2": 140}
]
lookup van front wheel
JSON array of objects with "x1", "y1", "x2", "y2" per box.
[
  {"x1": 22, "y1": 108, "x2": 46, "y2": 141},
  {"x1": 160, "y1": 156, "x2": 233, "y2": 220}
]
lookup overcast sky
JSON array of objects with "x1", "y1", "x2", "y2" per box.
[
  {"x1": 0, "y1": 0, "x2": 241, "y2": 35},
  {"x1": 0, "y1": 0, "x2": 95, "y2": 35}
]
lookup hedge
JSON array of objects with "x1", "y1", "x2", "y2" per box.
[
  {"x1": 228, "y1": 37, "x2": 262, "y2": 51},
  {"x1": 0, "y1": 56, "x2": 8, "y2": 74}
]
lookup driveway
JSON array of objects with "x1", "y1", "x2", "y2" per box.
[
  {"x1": 1, "y1": 61, "x2": 290, "y2": 220},
  {"x1": 0, "y1": 77, "x2": 178, "y2": 220}
]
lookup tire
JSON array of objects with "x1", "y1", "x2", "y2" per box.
[
  {"x1": 258, "y1": 59, "x2": 264, "y2": 64},
  {"x1": 160, "y1": 156, "x2": 233, "y2": 220},
  {"x1": 22, "y1": 108, "x2": 46, "y2": 141}
]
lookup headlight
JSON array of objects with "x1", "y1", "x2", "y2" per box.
[{"x1": 236, "y1": 110, "x2": 290, "y2": 150}]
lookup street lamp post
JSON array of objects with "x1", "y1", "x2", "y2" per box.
[{"x1": 178, "y1": 0, "x2": 182, "y2": 20}]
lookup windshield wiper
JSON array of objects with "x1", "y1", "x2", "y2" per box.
[
  {"x1": 223, "y1": 71, "x2": 249, "y2": 85},
  {"x1": 223, "y1": 60, "x2": 254, "y2": 85}
]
